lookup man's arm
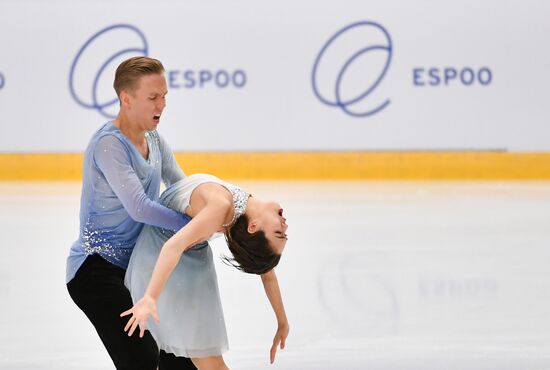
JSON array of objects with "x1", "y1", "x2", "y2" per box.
[
  {"x1": 158, "y1": 133, "x2": 186, "y2": 187},
  {"x1": 94, "y1": 134, "x2": 189, "y2": 231}
]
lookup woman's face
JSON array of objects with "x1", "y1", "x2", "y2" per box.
[{"x1": 254, "y1": 201, "x2": 288, "y2": 254}]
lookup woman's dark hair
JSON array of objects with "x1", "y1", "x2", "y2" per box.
[{"x1": 223, "y1": 214, "x2": 281, "y2": 275}]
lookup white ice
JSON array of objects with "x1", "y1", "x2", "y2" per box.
[{"x1": 0, "y1": 181, "x2": 549, "y2": 370}]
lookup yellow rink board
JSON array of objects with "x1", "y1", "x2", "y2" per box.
[{"x1": 1, "y1": 152, "x2": 550, "y2": 180}]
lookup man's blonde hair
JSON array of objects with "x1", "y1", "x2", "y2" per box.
[{"x1": 114, "y1": 56, "x2": 164, "y2": 96}]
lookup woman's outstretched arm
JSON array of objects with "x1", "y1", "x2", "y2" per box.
[
  {"x1": 261, "y1": 269, "x2": 289, "y2": 364},
  {"x1": 121, "y1": 197, "x2": 230, "y2": 337}
]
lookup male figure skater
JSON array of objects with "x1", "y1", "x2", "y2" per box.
[{"x1": 66, "y1": 56, "x2": 197, "y2": 370}]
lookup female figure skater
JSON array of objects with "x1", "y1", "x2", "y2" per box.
[{"x1": 122, "y1": 174, "x2": 290, "y2": 370}]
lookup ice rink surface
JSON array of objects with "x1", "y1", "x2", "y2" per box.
[{"x1": 0, "y1": 180, "x2": 549, "y2": 370}]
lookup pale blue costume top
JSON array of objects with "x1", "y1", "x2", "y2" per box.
[{"x1": 66, "y1": 122, "x2": 190, "y2": 283}]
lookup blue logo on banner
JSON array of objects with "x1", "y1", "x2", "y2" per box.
[
  {"x1": 167, "y1": 69, "x2": 247, "y2": 89},
  {"x1": 312, "y1": 21, "x2": 392, "y2": 118},
  {"x1": 0, "y1": 72, "x2": 5, "y2": 90},
  {"x1": 412, "y1": 67, "x2": 492, "y2": 86},
  {"x1": 69, "y1": 24, "x2": 149, "y2": 118}
]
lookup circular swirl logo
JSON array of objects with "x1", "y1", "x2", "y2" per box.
[
  {"x1": 69, "y1": 24, "x2": 149, "y2": 118},
  {"x1": 312, "y1": 21, "x2": 393, "y2": 117}
]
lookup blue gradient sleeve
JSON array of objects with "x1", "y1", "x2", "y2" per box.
[{"x1": 94, "y1": 135, "x2": 190, "y2": 231}]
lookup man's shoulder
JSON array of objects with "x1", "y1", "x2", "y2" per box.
[
  {"x1": 147, "y1": 129, "x2": 165, "y2": 149},
  {"x1": 147, "y1": 129, "x2": 161, "y2": 139},
  {"x1": 87, "y1": 124, "x2": 128, "y2": 154}
]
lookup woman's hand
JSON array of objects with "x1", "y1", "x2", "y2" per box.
[
  {"x1": 270, "y1": 321, "x2": 289, "y2": 364},
  {"x1": 120, "y1": 294, "x2": 160, "y2": 338}
]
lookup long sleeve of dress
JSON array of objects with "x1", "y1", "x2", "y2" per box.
[{"x1": 94, "y1": 135, "x2": 190, "y2": 231}]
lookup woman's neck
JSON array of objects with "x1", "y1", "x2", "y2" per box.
[{"x1": 244, "y1": 197, "x2": 260, "y2": 219}]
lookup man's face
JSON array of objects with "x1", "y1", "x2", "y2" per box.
[{"x1": 124, "y1": 73, "x2": 168, "y2": 131}]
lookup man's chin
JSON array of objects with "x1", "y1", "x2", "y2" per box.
[{"x1": 147, "y1": 121, "x2": 160, "y2": 131}]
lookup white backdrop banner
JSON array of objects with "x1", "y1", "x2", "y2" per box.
[{"x1": 0, "y1": 0, "x2": 548, "y2": 152}]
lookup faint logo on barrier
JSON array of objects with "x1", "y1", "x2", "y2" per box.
[
  {"x1": 317, "y1": 253, "x2": 400, "y2": 336},
  {"x1": 418, "y1": 274, "x2": 499, "y2": 300},
  {"x1": 69, "y1": 24, "x2": 149, "y2": 118},
  {"x1": 312, "y1": 21, "x2": 392, "y2": 118}
]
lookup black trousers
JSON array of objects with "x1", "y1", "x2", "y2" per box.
[{"x1": 67, "y1": 254, "x2": 196, "y2": 370}]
